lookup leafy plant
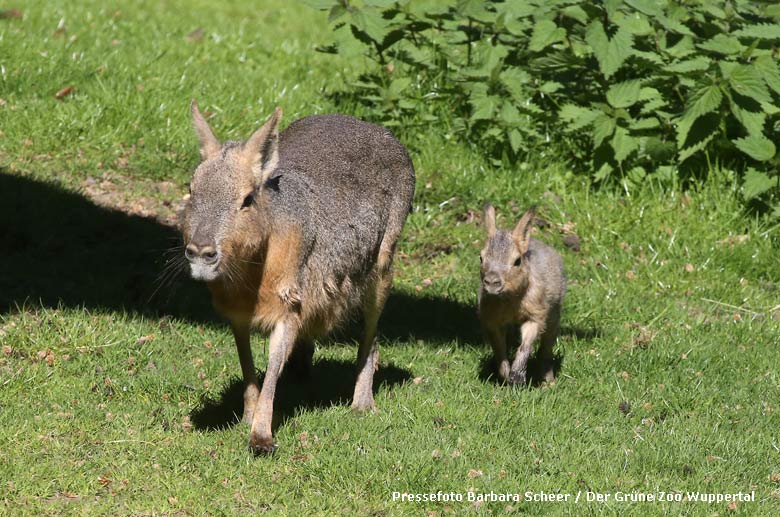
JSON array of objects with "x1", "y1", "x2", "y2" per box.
[{"x1": 306, "y1": 0, "x2": 780, "y2": 214}]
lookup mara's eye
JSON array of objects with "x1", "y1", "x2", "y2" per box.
[
  {"x1": 241, "y1": 192, "x2": 254, "y2": 209},
  {"x1": 479, "y1": 255, "x2": 483, "y2": 264},
  {"x1": 513, "y1": 257, "x2": 522, "y2": 267}
]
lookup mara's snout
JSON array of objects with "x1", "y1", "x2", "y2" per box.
[
  {"x1": 482, "y1": 272, "x2": 504, "y2": 295},
  {"x1": 185, "y1": 240, "x2": 220, "y2": 281}
]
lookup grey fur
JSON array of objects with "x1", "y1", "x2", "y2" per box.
[{"x1": 478, "y1": 204, "x2": 566, "y2": 385}]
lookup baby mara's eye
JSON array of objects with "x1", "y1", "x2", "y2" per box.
[
  {"x1": 513, "y1": 257, "x2": 522, "y2": 267},
  {"x1": 241, "y1": 192, "x2": 254, "y2": 209}
]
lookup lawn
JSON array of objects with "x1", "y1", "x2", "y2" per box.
[{"x1": 1, "y1": 1, "x2": 779, "y2": 515}]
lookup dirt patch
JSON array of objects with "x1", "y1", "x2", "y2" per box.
[{"x1": 80, "y1": 173, "x2": 186, "y2": 228}]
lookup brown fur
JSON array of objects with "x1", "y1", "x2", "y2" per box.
[
  {"x1": 181, "y1": 102, "x2": 415, "y2": 454},
  {"x1": 208, "y1": 228, "x2": 303, "y2": 332},
  {"x1": 478, "y1": 204, "x2": 566, "y2": 385}
]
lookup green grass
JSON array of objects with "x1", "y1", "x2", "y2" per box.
[{"x1": 2, "y1": 1, "x2": 780, "y2": 515}]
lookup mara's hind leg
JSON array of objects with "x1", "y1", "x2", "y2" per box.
[
  {"x1": 352, "y1": 247, "x2": 395, "y2": 413},
  {"x1": 287, "y1": 338, "x2": 314, "y2": 379},
  {"x1": 539, "y1": 306, "x2": 561, "y2": 383}
]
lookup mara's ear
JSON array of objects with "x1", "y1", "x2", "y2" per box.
[
  {"x1": 191, "y1": 100, "x2": 221, "y2": 161},
  {"x1": 512, "y1": 205, "x2": 536, "y2": 254},
  {"x1": 483, "y1": 203, "x2": 497, "y2": 236},
  {"x1": 242, "y1": 107, "x2": 282, "y2": 186}
]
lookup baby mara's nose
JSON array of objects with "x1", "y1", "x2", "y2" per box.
[{"x1": 483, "y1": 273, "x2": 504, "y2": 294}]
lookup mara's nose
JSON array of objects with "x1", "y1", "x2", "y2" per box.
[
  {"x1": 483, "y1": 274, "x2": 503, "y2": 293},
  {"x1": 185, "y1": 242, "x2": 218, "y2": 265}
]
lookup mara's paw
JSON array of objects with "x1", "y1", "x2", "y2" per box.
[
  {"x1": 248, "y1": 433, "x2": 278, "y2": 456},
  {"x1": 278, "y1": 284, "x2": 301, "y2": 307},
  {"x1": 507, "y1": 370, "x2": 527, "y2": 386}
]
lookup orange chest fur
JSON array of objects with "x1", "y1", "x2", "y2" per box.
[{"x1": 208, "y1": 230, "x2": 302, "y2": 330}]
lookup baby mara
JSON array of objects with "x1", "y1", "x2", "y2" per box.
[{"x1": 479, "y1": 204, "x2": 566, "y2": 386}]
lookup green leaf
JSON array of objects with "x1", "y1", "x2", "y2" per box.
[
  {"x1": 457, "y1": 0, "x2": 496, "y2": 23},
  {"x1": 733, "y1": 24, "x2": 780, "y2": 40},
  {"x1": 631, "y1": 49, "x2": 664, "y2": 64},
  {"x1": 627, "y1": 166, "x2": 647, "y2": 184},
  {"x1": 617, "y1": 13, "x2": 652, "y2": 36},
  {"x1": 611, "y1": 126, "x2": 638, "y2": 163},
  {"x1": 585, "y1": 21, "x2": 633, "y2": 79},
  {"x1": 730, "y1": 103, "x2": 766, "y2": 137},
  {"x1": 332, "y1": 24, "x2": 366, "y2": 58},
  {"x1": 630, "y1": 117, "x2": 660, "y2": 130},
  {"x1": 494, "y1": 1, "x2": 534, "y2": 20},
  {"x1": 640, "y1": 96, "x2": 667, "y2": 114},
  {"x1": 470, "y1": 94, "x2": 500, "y2": 121},
  {"x1": 678, "y1": 113, "x2": 719, "y2": 161},
  {"x1": 645, "y1": 137, "x2": 677, "y2": 161},
  {"x1": 508, "y1": 129, "x2": 523, "y2": 153},
  {"x1": 656, "y1": 15, "x2": 694, "y2": 36},
  {"x1": 753, "y1": 56, "x2": 780, "y2": 96},
  {"x1": 351, "y1": 8, "x2": 391, "y2": 45},
  {"x1": 728, "y1": 64, "x2": 773, "y2": 105},
  {"x1": 606, "y1": 80, "x2": 643, "y2": 108},
  {"x1": 594, "y1": 162, "x2": 614, "y2": 182},
  {"x1": 639, "y1": 87, "x2": 662, "y2": 101},
  {"x1": 539, "y1": 81, "x2": 562, "y2": 94},
  {"x1": 664, "y1": 36, "x2": 695, "y2": 58},
  {"x1": 592, "y1": 113, "x2": 616, "y2": 147},
  {"x1": 743, "y1": 168, "x2": 777, "y2": 199},
  {"x1": 529, "y1": 19, "x2": 566, "y2": 52},
  {"x1": 498, "y1": 102, "x2": 521, "y2": 125},
  {"x1": 624, "y1": 0, "x2": 662, "y2": 17},
  {"x1": 561, "y1": 5, "x2": 588, "y2": 24},
  {"x1": 697, "y1": 34, "x2": 745, "y2": 55},
  {"x1": 665, "y1": 56, "x2": 712, "y2": 73},
  {"x1": 699, "y1": 4, "x2": 726, "y2": 19},
  {"x1": 387, "y1": 77, "x2": 412, "y2": 98},
  {"x1": 675, "y1": 84, "x2": 723, "y2": 148},
  {"x1": 559, "y1": 104, "x2": 601, "y2": 131},
  {"x1": 733, "y1": 135, "x2": 777, "y2": 161},
  {"x1": 499, "y1": 68, "x2": 531, "y2": 101},
  {"x1": 300, "y1": 0, "x2": 336, "y2": 9}
]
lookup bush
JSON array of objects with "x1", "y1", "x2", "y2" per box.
[{"x1": 306, "y1": 0, "x2": 780, "y2": 215}]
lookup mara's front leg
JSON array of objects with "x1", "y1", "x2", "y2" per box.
[
  {"x1": 231, "y1": 322, "x2": 259, "y2": 424},
  {"x1": 509, "y1": 321, "x2": 540, "y2": 386},
  {"x1": 248, "y1": 318, "x2": 297, "y2": 455},
  {"x1": 482, "y1": 323, "x2": 509, "y2": 382}
]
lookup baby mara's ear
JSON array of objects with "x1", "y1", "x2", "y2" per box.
[
  {"x1": 512, "y1": 205, "x2": 536, "y2": 254},
  {"x1": 191, "y1": 100, "x2": 221, "y2": 162},
  {"x1": 483, "y1": 203, "x2": 497, "y2": 237}
]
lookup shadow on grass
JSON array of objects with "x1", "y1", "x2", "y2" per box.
[
  {"x1": 328, "y1": 291, "x2": 482, "y2": 347},
  {"x1": 476, "y1": 325, "x2": 600, "y2": 386},
  {"x1": 478, "y1": 354, "x2": 565, "y2": 387},
  {"x1": 190, "y1": 358, "x2": 412, "y2": 431},
  {"x1": 0, "y1": 170, "x2": 215, "y2": 322},
  {"x1": 0, "y1": 170, "x2": 486, "y2": 346}
]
